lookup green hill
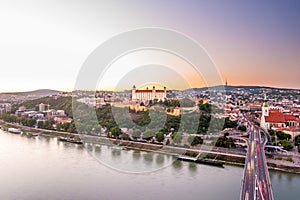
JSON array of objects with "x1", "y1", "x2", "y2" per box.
[{"x1": 13, "y1": 96, "x2": 73, "y2": 117}]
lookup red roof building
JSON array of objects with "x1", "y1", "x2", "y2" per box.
[
  {"x1": 54, "y1": 117, "x2": 73, "y2": 124},
  {"x1": 265, "y1": 112, "x2": 285, "y2": 123},
  {"x1": 284, "y1": 114, "x2": 296, "y2": 121},
  {"x1": 264, "y1": 110, "x2": 299, "y2": 129},
  {"x1": 284, "y1": 114, "x2": 298, "y2": 127}
]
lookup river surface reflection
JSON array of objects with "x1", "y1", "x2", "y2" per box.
[{"x1": 0, "y1": 130, "x2": 299, "y2": 200}]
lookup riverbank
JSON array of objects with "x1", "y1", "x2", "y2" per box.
[{"x1": 1, "y1": 120, "x2": 300, "y2": 174}]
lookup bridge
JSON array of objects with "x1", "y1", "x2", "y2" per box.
[{"x1": 240, "y1": 119, "x2": 274, "y2": 200}]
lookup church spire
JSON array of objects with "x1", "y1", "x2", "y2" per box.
[{"x1": 262, "y1": 93, "x2": 268, "y2": 107}]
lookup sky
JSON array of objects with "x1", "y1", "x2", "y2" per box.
[{"x1": 0, "y1": 0, "x2": 300, "y2": 92}]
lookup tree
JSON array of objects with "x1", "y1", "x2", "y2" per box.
[
  {"x1": 187, "y1": 136, "x2": 203, "y2": 146},
  {"x1": 44, "y1": 120, "x2": 53, "y2": 129},
  {"x1": 56, "y1": 123, "x2": 61, "y2": 131},
  {"x1": 198, "y1": 103, "x2": 211, "y2": 114},
  {"x1": 280, "y1": 140, "x2": 293, "y2": 151},
  {"x1": 238, "y1": 125, "x2": 247, "y2": 132},
  {"x1": 269, "y1": 129, "x2": 275, "y2": 136},
  {"x1": 156, "y1": 132, "x2": 165, "y2": 143},
  {"x1": 216, "y1": 134, "x2": 236, "y2": 149},
  {"x1": 169, "y1": 99, "x2": 180, "y2": 107},
  {"x1": 120, "y1": 133, "x2": 130, "y2": 140},
  {"x1": 37, "y1": 121, "x2": 44, "y2": 129},
  {"x1": 276, "y1": 131, "x2": 291, "y2": 140},
  {"x1": 143, "y1": 129, "x2": 155, "y2": 140},
  {"x1": 67, "y1": 121, "x2": 77, "y2": 133},
  {"x1": 61, "y1": 122, "x2": 70, "y2": 132},
  {"x1": 295, "y1": 136, "x2": 300, "y2": 145},
  {"x1": 0, "y1": 114, "x2": 17, "y2": 123},
  {"x1": 132, "y1": 129, "x2": 142, "y2": 139},
  {"x1": 180, "y1": 98, "x2": 195, "y2": 107},
  {"x1": 270, "y1": 136, "x2": 276, "y2": 144},
  {"x1": 27, "y1": 118, "x2": 36, "y2": 127},
  {"x1": 172, "y1": 132, "x2": 183, "y2": 144},
  {"x1": 110, "y1": 126, "x2": 121, "y2": 138},
  {"x1": 223, "y1": 117, "x2": 238, "y2": 129},
  {"x1": 18, "y1": 117, "x2": 36, "y2": 127}
]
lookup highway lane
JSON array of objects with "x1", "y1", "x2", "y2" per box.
[
  {"x1": 241, "y1": 117, "x2": 273, "y2": 200},
  {"x1": 241, "y1": 124, "x2": 255, "y2": 200},
  {"x1": 255, "y1": 128, "x2": 273, "y2": 200}
]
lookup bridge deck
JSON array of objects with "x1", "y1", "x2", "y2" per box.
[{"x1": 240, "y1": 120, "x2": 273, "y2": 200}]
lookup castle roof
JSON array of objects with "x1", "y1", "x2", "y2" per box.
[{"x1": 135, "y1": 89, "x2": 165, "y2": 93}]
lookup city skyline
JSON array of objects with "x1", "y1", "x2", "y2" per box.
[
  {"x1": 1, "y1": 1, "x2": 300, "y2": 92},
  {"x1": 1, "y1": 2, "x2": 300, "y2": 200},
  {"x1": 1, "y1": 83, "x2": 300, "y2": 94}
]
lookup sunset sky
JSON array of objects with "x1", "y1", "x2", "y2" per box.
[{"x1": 0, "y1": 0, "x2": 300, "y2": 92}]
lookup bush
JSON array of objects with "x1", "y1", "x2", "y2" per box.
[
  {"x1": 277, "y1": 155, "x2": 282, "y2": 160},
  {"x1": 280, "y1": 140, "x2": 293, "y2": 151},
  {"x1": 268, "y1": 153, "x2": 274, "y2": 159},
  {"x1": 187, "y1": 136, "x2": 203, "y2": 146},
  {"x1": 276, "y1": 131, "x2": 291, "y2": 140},
  {"x1": 238, "y1": 125, "x2": 247, "y2": 132},
  {"x1": 295, "y1": 136, "x2": 300, "y2": 145},
  {"x1": 298, "y1": 146, "x2": 300, "y2": 153},
  {"x1": 287, "y1": 156, "x2": 293, "y2": 162}
]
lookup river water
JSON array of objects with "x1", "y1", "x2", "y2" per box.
[{"x1": 0, "y1": 130, "x2": 299, "y2": 200}]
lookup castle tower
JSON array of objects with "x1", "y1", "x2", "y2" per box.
[
  {"x1": 132, "y1": 85, "x2": 136, "y2": 100},
  {"x1": 152, "y1": 86, "x2": 156, "y2": 99}
]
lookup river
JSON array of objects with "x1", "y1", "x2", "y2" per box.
[{"x1": 0, "y1": 130, "x2": 299, "y2": 200}]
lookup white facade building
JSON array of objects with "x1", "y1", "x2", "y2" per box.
[
  {"x1": 39, "y1": 103, "x2": 46, "y2": 112},
  {"x1": 131, "y1": 85, "x2": 167, "y2": 102}
]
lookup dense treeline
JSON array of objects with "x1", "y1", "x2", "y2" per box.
[
  {"x1": 0, "y1": 113, "x2": 36, "y2": 127},
  {"x1": 5, "y1": 96, "x2": 239, "y2": 147},
  {"x1": 269, "y1": 129, "x2": 293, "y2": 151},
  {"x1": 215, "y1": 133, "x2": 236, "y2": 149}
]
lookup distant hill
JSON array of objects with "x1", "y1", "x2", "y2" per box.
[
  {"x1": 1, "y1": 89, "x2": 61, "y2": 96},
  {"x1": 183, "y1": 85, "x2": 299, "y2": 92},
  {"x1": 221, "y1": 85, "x2": 296, "y2": 90}
]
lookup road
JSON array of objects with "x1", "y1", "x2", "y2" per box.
[{"x1": 240, "y1": 118, "x2": 273, "y2": 200}]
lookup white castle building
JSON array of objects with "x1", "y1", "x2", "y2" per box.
[{"x1": 131, "y1": 85, "x2": 167, "y2": 101}]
